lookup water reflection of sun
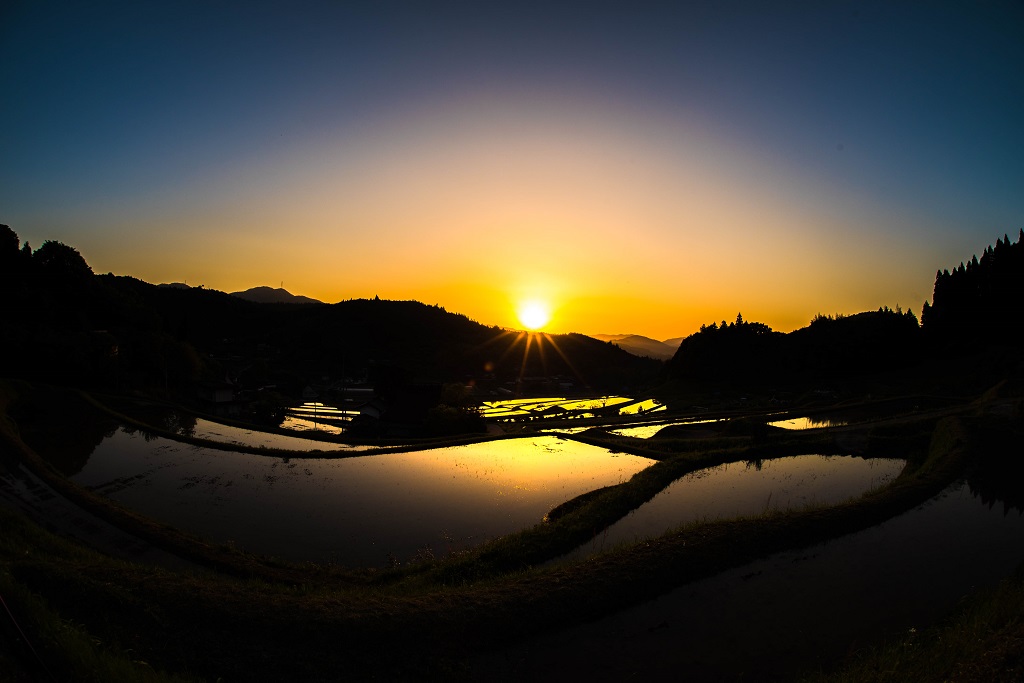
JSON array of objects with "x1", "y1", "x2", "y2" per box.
[{"x1": 516, "y1": 300, "x2": 551, "y2": 331}]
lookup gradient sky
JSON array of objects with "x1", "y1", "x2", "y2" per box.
[{"x1": 3, "y1": 1, "x2": 1023, "y2": 339}]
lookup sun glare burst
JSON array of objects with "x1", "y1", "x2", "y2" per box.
[{"x1": 517, "y1": 301, "x2": 552, "y2": 331}]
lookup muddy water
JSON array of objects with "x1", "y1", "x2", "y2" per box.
[{"x1": 69, "y1": 431, "x2": 653, "y2": 567}]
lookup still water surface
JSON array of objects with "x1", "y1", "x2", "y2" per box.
[
  {"x1": 768, "y1": 416, "x2": 848, "y2": 430},
  {"x1": 188, "y1": 418, "x2": 371, "y2": 451},
  {"x1": 562, "y1": 455, "x2": 904, "y2": 561},
  {"x1": 73, "y1": 430, "x2": 652, "y2": 566},
  {"x1": 484, "y1": 479, "x2": 1024, "y2": 681}
]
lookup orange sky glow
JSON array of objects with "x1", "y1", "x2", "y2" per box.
[
  {"x1": 6, "y1": 4, "x2": 1020, "y2": 341},
  {"x1": 58, "y1": 93, "x2": 939, "y2": 339}
]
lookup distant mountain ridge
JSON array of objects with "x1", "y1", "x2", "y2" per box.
[
  {"x1": 229, "y1": 286, "x2": 322, "y2": 304},
  {"x1": 591, "y1": 333, "x2": 681, "y2": 360}
]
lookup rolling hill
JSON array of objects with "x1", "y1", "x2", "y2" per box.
[
  {"x1": 591, "y1": 333, "x2": 680, "y2": 360},
  {"x1": 229, "y1": 286, "x2": 323, "y2": 305}
]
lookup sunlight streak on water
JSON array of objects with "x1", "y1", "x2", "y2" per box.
[
  {"x1": 607, "y1": 419, "x2": 720, "y2": 438},
  {"x1": 769, "y1": 416, "x2": 849, "y2": 430},
  {"x1": 187, "y1": 418, "x2": 365, "y2": 451},
  {"x1": 72, "y1": 431, "x2": 654, "y2": 566}
]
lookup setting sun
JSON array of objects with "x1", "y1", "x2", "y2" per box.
[{"x1": 517, "y1": 301, "x2": 552, "y2": 331}]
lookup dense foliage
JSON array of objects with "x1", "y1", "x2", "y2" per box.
[
  {"x1": 666, "y1": 230, "x2": 1024, "y2": 387},
  {"x1": 922, "y1": 229, "x2": 1024, "y2": 348},
  {"x1": 666, "y1": 308, "x2": 921, "y2": 385}
]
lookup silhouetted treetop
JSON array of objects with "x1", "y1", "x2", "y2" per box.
[
  {"x1": 33, "y1": 240, "x2": 94, "y2": 279},
  {"x1": 0, "y1": 224, "x2": 33, "y2": 277},
  {"x1": 668, "y1": 307, "x2": 920, "y2": 385},
  {"x1": 0, "y1": 224, "x2": 17, "y2": 257},
  {"x1": 922, "y1": 230, "x2": 1024, "y2": 347}
]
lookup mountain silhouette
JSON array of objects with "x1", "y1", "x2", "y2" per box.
[
  {"x1": 592, "y1": 334, "x2": 679, "y2": 360},
  {"x1": 0, "y1": 225, "x2": 661, "y2": 395},
  {"x1": 229, "y1": 286, "x2": 322, "y2": 305}
]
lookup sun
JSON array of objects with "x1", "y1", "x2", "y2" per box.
[{"x1": 517, "y1": 301, "x2": 552, "y2": 331}]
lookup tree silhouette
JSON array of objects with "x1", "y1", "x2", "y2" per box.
[
  {"x1": 0, "y1": 224, "x2": 32, "y2": 279},
  {"x1": 922, "y1": 230, "x2": 1024, "y2": 347},
  {"x1": 668, "y1": 306, "x2": 920, "y2": 385},
  {"x1": 33, "y1": 240, "x2": 93, "y2": 280}
]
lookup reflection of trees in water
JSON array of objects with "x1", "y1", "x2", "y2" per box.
[
  {"x1": 120, "y1": 408, "x2": 198, "y2": 440},
  {"x1": 17, "y1": 405, "x2": 118, "y2": 477},
  {"x1": 806, "y1": 416, "x2": 847, "y2": 428},
  {"x1": 967, "y1": 458, "x2": 1024, "y2": 516},
  {"x1": 160, "y1": 410, "x2": 197, "y2": 437}
]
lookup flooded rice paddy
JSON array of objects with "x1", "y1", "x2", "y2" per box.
[
  {"x1": 484, "y1": 478, "x2": 1024, "y2": 681},
  {"x1": 187, "y1": 418, "x2": 371, "y2": 452},
  {"x1": 277, "y1": 415, "x2": 349, "y2": 434},
  {"x1": 280, "y1": 403, "x2": 360, "y2": 436},
  {"x1": 606, "y1": 418, "x2": 720, "y2": 438},
  {"x1": 479, "y1": 396, "x2": 662, "y2": 421},
  {"x1": 279, "y1": 402, "x2": 357, "y2": 435},
  {"x1": 561, "y1": 455, "x2": 904, "y2": 561},
  {"x1": 766, "y1": 398, "x2": 953, "y2": 431},
  {"x1": 69, "y1": 430, "x2": 653, "y2": 566},
  {"x1": 768, "y1": 416, "x2": 849, "y2": 430}
]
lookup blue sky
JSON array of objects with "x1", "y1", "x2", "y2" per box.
[{"x1": 2, "y1": 1, "x2": 1022, "y2": 337}]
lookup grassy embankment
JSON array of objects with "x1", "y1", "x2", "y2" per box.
[
  {"x1": 804, "y1": 397, "x2": 1024, "y2": 683},
  {"x1": 0, "y1": 378, "x2": 1018, "y2": 681},
  {"x1": 804, "y1": 567, "x2": 1024, "y2": 683}
]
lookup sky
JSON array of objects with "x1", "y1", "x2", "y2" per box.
[{"x1": 2, "y1": 1, "x2": 1023, "y2": 340}]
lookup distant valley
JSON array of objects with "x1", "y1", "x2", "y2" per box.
[{"x1": 591, "y1": 333, "x2": 682, "y2": 360}]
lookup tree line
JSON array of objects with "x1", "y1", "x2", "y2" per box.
[
  {"x1": 666, "y1": 229, "x2": 1024, "y2": 387},
  {"x1": 666, "y1": 308, "x2": 921, "y2": 385},
  {"x1": 922, "y1": 229, "x2": 1024, "y2": 348},
  {"x1": 0, "y1": 225, "x2": 661, "y2": 399}
]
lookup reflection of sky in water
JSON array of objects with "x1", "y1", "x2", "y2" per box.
[
  {"x1": 479, "y1": 396, "x2": 639, "y2": 418},
  {"x1": 288, "y1": 402, "x2": 358, "y2": 417},
  {"x1": 481, "y1": 397, "x2": 568, "y2": 407},
  {"x1": 558, "y1": 397, "x2": 631, "y2": 411},
  {"x1": 73, "y1": 432, "x2": 653, "y2": 567},
  {"x1": 608, "y1": 419, "x2": 719, "y2": 439},
  {"x1": 281, "y1": 402, "x2": 357, "y2": 435},
  {"x1": 618, "y1": 399, "x2": 664, "y2": 415},
  {"x1": 278, "y1": 416, "x2": 349, "y2": 435},
  {"x1": 504, "y1": 479, "x2": 1024, "y2": 681},
  {"x1": 188, "y1": 418, "x2": 365, "y2": 451},
  {"x1": 565, "y1": 455, "x2": 904, "y2": 560},
  {"x1": 769, "y1": 417, "x2": 850, "y2": 430}
]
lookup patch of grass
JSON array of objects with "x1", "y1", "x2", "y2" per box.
[
  {"x1": 0, "y1": 556, "x2": 201, "y2": 682},
  {"x1": 805, "y1": 570, "x2": 1024, "y2": 683}
]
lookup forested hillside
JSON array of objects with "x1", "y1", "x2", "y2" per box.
[
  {"x1": 922, "y1": 230, "x2": 1024, "y2": 347},
  {"x1": 0, "y1": 225, "x2": 660, "y2": 396},
  {"x1": 666, "y1": 231, "x2": 1024, "y2": 389},
  {"x1": 665, "y1": 308, "x2": 920, "y2": 385}
]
